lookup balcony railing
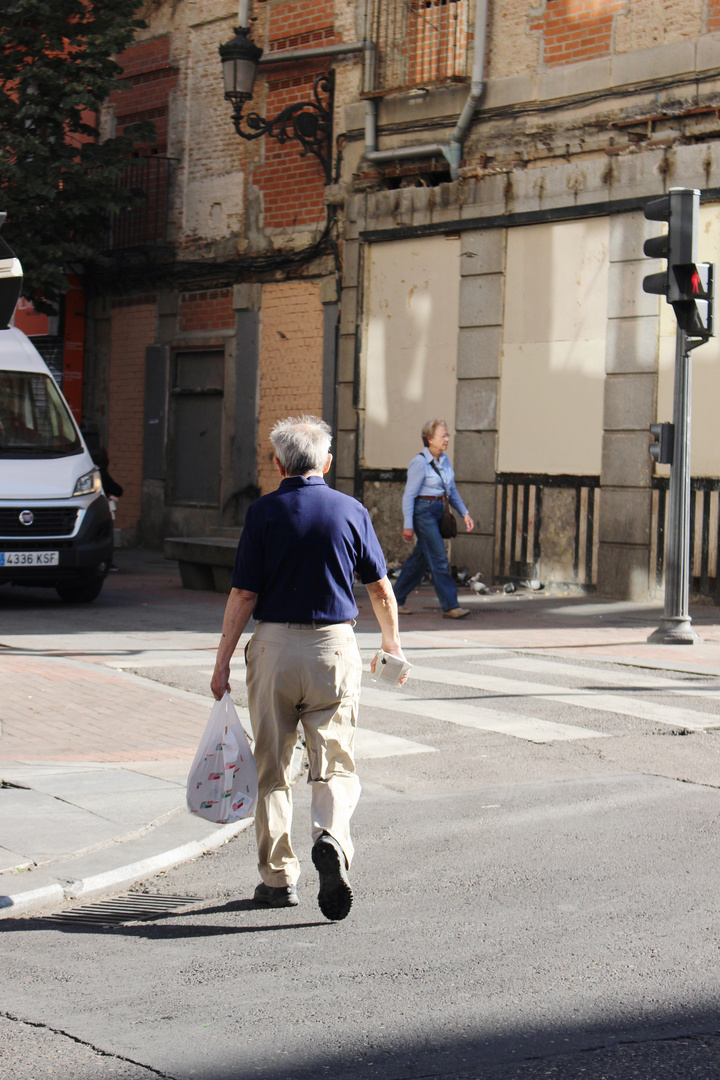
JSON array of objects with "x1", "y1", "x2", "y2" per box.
[
  {"x1": 108, "y1": 156, "x2": 174, "y2": 250},
  {"x1": 364, "y1": 0, "x2": 472, "y2": 94}
]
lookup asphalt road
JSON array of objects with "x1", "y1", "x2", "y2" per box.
[{"x1": 1, "y1": 551, "x2": 720, "y2": 1079}]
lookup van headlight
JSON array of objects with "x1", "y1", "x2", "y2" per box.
[{"x1": 73, "y1": 468, "x2": 102, "y2": 496}]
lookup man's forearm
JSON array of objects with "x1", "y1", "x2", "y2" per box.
[
  {"x1": 366, "y1": 576, "x2": 402, "y2": 653},
  {"x1": 211, "y1": 587, "x2": 258, "y2": 698}
]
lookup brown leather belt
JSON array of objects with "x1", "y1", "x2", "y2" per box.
[
  {"x1": 262, "y1": 620, "x2": 352, "y2": 629},
  {"x1": 416, "y1": 495, "x2": 444, "y2": 501}
]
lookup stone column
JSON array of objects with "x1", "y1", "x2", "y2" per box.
[
  {"x1": 452, "y1": 228, "x2": 507, "y2": 580},
  {"x1": 598, "y1": 211, "x2": 659, "y2": 598}
]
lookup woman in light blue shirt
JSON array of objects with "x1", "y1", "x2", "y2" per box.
[{"x1": 393, "y1": 419, "x2": 474, "y2": 618}]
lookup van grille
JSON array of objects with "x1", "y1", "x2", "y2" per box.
[{"x1": 0, "y1": 508, "x2": 78, "y2": 537}]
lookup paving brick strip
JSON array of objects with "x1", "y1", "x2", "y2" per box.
[
  {"x1": 0, "y1": 652, "x2": 251, "y2": 918},
  {"x1": 0, "y1": 653, "x2": 209, "y2": 762}
]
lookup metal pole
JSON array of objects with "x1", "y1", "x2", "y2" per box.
[{"x1": 648, "y1": 326, "x2": 701, "y2": 644}]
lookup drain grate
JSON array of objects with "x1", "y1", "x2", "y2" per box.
[{"x1": 39, "y1": 892, "x2": 206, "y2": 926}]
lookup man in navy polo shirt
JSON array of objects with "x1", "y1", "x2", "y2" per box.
[{"x1": 211, "y1": 415, "x2": 406, "y2": 921}]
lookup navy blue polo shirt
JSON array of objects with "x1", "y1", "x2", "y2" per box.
[{"x1": 231, "y1": 475, "x2": 387, "y2": 623}]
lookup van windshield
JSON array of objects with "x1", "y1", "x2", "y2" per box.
[{"x1": 0, "y1": 371, "x2": 82, "y2": 457}]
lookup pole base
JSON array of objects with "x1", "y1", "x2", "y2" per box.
[{"x1": 647, "y1": 617, "x2": 702, "y2": 645}]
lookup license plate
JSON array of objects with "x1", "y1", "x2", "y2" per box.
[{"x1": 0, "y1": 551, "x2": 59, "y2": 566}]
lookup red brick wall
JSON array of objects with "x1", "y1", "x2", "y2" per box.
[
  {"x1": 529, "y1": 0, "x2": 627, "y2": 66},
  {"x1": 257, "y1": 282, "x2": 324, "y2": 494},
  {"x1": 252, "y1": 73, "x2": 331, "y2": 228},
  {"x1": 179, "y1": 289, "x2": 235, "y2": 334},
  {"x1": 267, "y1": 0, "x2": 335, "y2": 44},
  {"x1": 110, "y1": 36, "x2": 177, "y2": 152},
  {"x1": 108, "y1": 302, "x2": 156, "y2": 531},
  {"x1": 709, "y1": 0, "x2": 720, "y2": 33},
  {"x1": 252, "y1": 0, "x2": 337, "y2": 228}
]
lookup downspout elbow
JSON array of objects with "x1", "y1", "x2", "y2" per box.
[
  {"x1": 447, "y1": 0, "x2": 489, "y2": 180},
  {"x1": 448, "y1": 80, "x2": 484, "y2": 180}
]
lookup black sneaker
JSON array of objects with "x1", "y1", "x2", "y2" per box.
[
  {"x1": 311, "y1": 834, "x2": 353, "y2": 921},
  {"x1": 253, "y1": 882, "x2": 298, "y2": 908}
]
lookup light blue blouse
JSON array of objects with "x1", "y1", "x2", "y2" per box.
[{"x1": 402, "y1": 448, "x2": 468, "y2": 530}]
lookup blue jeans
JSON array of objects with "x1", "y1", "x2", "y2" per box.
[{"x1": 393, "y1": 500, "x2": 458, "y2": 612}]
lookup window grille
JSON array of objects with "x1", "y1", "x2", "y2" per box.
[
  {"x1": 109, "y1": 157, "x2": 175, "y2": 250},
  {"x1": 364, "y1": 0, "x2": 472, "y2": 94}
]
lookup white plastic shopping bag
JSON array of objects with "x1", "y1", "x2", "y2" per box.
[{"x1": 186, "y1": 692, "x2": 258, "y2": 824}]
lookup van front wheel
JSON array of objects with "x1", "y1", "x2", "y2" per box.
[{"x1": 55, "y1": 578, "x2": 105, "y2": 604}]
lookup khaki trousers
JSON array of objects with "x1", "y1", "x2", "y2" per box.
[{"x1": 245, "y1": 621, "x2": 362, "y2": 887}]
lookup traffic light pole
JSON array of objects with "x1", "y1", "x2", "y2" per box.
[{"x1": 648, "y1": 327, "x2": 701, "y2": 644}]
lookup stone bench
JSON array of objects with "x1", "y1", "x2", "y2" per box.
[{"x1": 163, "y1": 536, "x2": 240, "y2": 593}]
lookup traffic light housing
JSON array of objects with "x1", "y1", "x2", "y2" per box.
[
  {"x1": 642, "y1": 188, "x2": 715, "y2": 339},
  {"x1": 649, "y1": 422, "x2": 674, "y2": 466}
]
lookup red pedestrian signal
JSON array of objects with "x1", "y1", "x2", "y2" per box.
[{"x1": 673, "y1": 262, "x2": 714, "y2": 337}]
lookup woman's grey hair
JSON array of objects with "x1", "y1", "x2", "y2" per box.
[
  {"x1": 270, "y1": 415, "x2": 333, "y2": 476},
  {"x1": 421, "y1": 418, "x2": 447, "y2": 447}
]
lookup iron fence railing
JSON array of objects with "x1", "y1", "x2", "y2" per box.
[
  {"x1": 651, "y1": 476, "x2": 720, "y2": 601},
  {"x1": 495, "y1": 473, "x2": 600, "y2": 587},
  {"x1": 363, "y1": 0, "x2": 472, "y2": 93},
  {"x1": 108, "y1": 156, "x2": 174, "y2": 250}
]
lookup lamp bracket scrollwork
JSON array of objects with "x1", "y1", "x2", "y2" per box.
[{"x1": 231, "y1": 71, "x2": 334, "y2": 183}]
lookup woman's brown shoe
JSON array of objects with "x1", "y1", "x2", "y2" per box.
[{"x1": 443, "y1": 607, "x2": 470, "y2": 619}]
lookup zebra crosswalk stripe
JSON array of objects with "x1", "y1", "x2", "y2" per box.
[
  {"x1": 403, "y1": 665, "x2": 717, "y2": 731},
  {"x1": 360, "y1": 686, "x2": 607, "y2": 744},
  {"x1": 487, "y1": 656, "x2": 719, "y2": 701}
]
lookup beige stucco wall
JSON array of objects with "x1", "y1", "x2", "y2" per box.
[
  {"x1": 656, "y1": 203, "x2": 720, "y2": 479},
  {"x1": 613, "y1": 0, "x2": 703, "y2": 53},
  {"x1": 497, "y1": 218, "x2": 610, "y2": 475},
  {"x1": 182, "y1": 12, "x2": 246, "y2": 245},
  {"x1": 361, "y1": 236, "x2": 460, "y2": 469},
  {"x1": 489, "y1": 0, "x2": 542, "y2": 77}
]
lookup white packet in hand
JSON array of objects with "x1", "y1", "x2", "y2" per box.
[{"x1": 371, "y1": 649, "x2": 412, "y2": 685}]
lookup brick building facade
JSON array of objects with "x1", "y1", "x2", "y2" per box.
[{"x1": 79, "y1": 0, "x2": 720, "y2": 600}]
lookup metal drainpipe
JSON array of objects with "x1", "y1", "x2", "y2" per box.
[{"x1": 364, "y1": 0, "x2": 489, "y2": 181}]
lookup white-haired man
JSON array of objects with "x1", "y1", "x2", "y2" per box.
[{"x1": 211, "y1": 415, "x2": 406, "y2": 921}]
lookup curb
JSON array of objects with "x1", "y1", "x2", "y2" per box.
[{"x1": 0, "y1": 817, "x2": 254, "y2": 919}]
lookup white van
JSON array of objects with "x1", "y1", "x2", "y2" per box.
[{"x1": 0, "y1": 230, "x2": 113, "y2": 603}]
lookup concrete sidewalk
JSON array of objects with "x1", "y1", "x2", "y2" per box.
[
  {"x1": 0, "y1": 652, "x2": 252, "y2": 918},
  {"x1": 1, "y1": 548, "x2": 718, "y2": 918}
]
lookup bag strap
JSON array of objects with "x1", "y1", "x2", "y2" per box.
[{"x1": 428, "y1": 458, "x2": 450, "y2": 499}]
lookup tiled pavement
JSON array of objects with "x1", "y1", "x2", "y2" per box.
[
  {"x1": 1, "y1": 653, "x2": 210, "y2": 762},
  {"x1": 0, "y1": 650, "x2": 247, "y2": 918}
]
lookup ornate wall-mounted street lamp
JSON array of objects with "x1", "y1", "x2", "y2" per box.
[{"x1": 219, "y1": 23, "x2": 334, "y2": 183}]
